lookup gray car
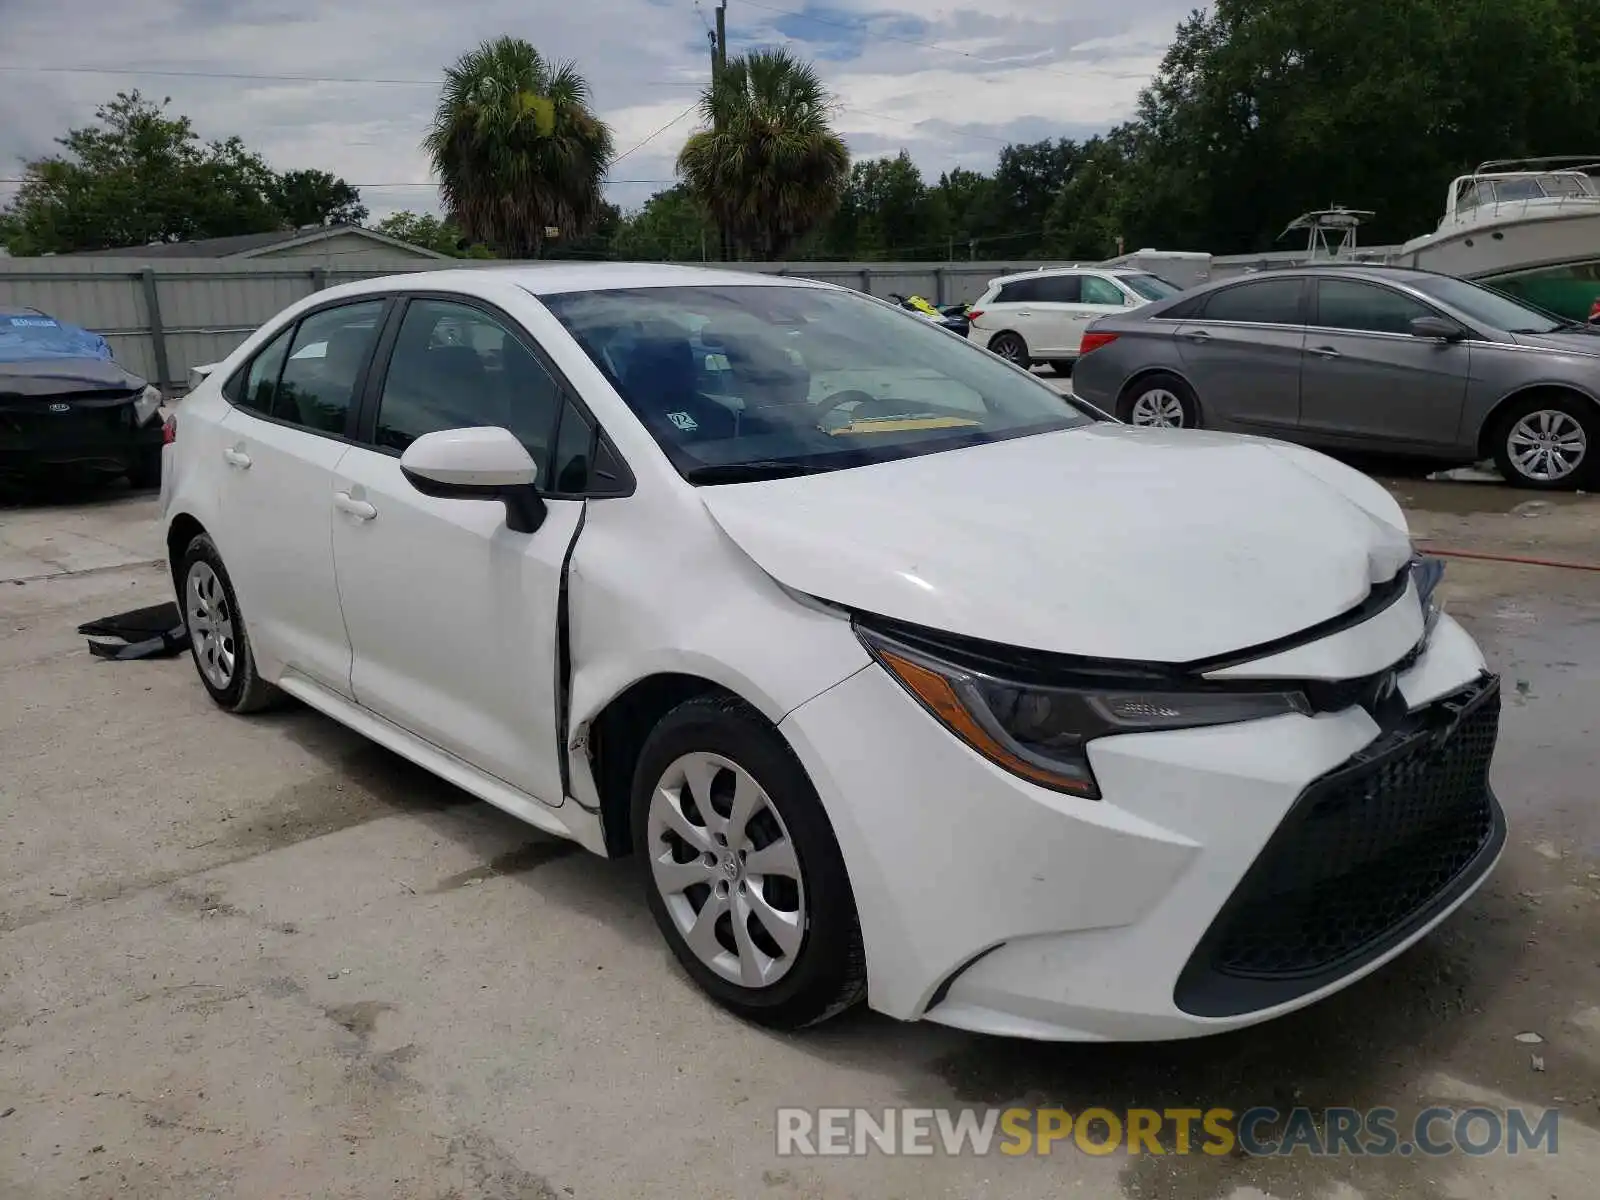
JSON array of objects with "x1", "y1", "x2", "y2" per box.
[{"x1": 1070, "y1": 264, "x2": 1600, "y2": 489}]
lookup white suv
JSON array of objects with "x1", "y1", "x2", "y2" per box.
[{"x1": 967, "y1": 267, "x2": 1183, "y2": 372}]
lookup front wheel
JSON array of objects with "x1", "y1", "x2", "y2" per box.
[
  {"x1": 1490, "y1": 393, "x2": 1596, "y2": 490},
  {"x1": 632, "y1": 696, "x2": 866, "y2": 1030}
]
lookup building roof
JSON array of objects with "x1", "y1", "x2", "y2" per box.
[{"x1": 63, "y1": 224, "x2": 450, "y2": 260}]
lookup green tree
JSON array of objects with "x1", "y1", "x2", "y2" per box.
[
  {"x1": 1043, "y1": 133, "x2": 1130, "y2": 260},
  {"x1": 423, "y1": 36, "x2": 614, "y2": 259},
  {"x1": 373, "y1": 210, "x2": 494, "y2": 257},
  {"x1": 0, "y1": 92, "x2": 366, "y2": 255},
  {"x1": 614, "y1": 185, "x2": 717, "y2": 261},
  {"x1": 824, "y1": 152, "x2": 934, "y2": 258},
  {"x1": 271, "y1": 170, "x2": 368, "y2": 227},
  {"x1": 677, "y1": 47, "x2": 850, "y2": 260}
]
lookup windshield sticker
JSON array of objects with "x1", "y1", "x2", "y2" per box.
[
  {"x1": 667, "y1": 411, "x2": 699, "y2": 431},
  {"x1": 6, "y1": 317, "x2": 61, "y2": 328}
]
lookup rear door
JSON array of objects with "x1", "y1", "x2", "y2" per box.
[
  {"x1": 1025, "y1": 274, "x2": 1084, "y2": 356},
  {"x1": 1174, "y1": 276, "x2": 1308, "y2": 432},
  {"x1": 1298, "y1": 278, "x2": 1472, "y2": 449},
  {"x1": 978, "y1": 277, "x2": 1046, "y2": 352}
]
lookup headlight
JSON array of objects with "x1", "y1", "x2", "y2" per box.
[
  {"x1": 134, "y1": 385, "x2": 163, "y2": 425},
  {"x1": 1411, "y1": 553, "x2": 1445, "y2": 639},
  {"x1": 855, "y1": 625, "x2": 1311, "y2": 799}
]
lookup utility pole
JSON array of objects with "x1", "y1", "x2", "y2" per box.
[{"x1": 711, "y1": 2, "x2": 730, "y2": 261}]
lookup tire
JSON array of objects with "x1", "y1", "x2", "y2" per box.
[
  {"x1": 1049, "y1": 360, "x2": 1075, "y2": 376},
  {"x1": 988, "y1": 331, "x2": 1030, "y2": 367},
  {"x1": 127, "y1": 444, "x2": 162, "y2": 491},
  {"x1": 631, "y1": 695, "x2": 866, "y2": 1030},
  {"x1": 1489, "y1": 391, "x2": 1597, "y2": 491},
  {"x1": 178, "y1": 533, "x2": 282, "y2": 713},
  {"x1": 1117, "y1": 372, "x2": 1200, "y2": 428}
]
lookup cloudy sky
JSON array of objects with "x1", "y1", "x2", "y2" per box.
[{"x1": 0, "y1": 0, "x2": 1192, "y2": 222}]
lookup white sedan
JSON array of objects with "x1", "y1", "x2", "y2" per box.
[{"x1": 161, "y1": 264, "x2": 1504, "y2": 1041}]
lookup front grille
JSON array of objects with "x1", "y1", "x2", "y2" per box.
[{"x1": 1175, "y1": 674, "x2": 1504, "y2": 1018}]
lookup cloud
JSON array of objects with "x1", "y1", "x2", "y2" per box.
[{"x1": 0, "y1": 0, "x2": 1191, "y2": 223}]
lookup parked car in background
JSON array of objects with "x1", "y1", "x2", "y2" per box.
[
  {"x1": 0, "y1": 306, "x2": 165, "y2": 490},
  {"x1": 967, "y1": 267, "x2": 1183, "y2": 372},
  {"x1": 163, "y1": 263, "x2": 1502, "y2": 1042},
  {"x1": 887, "y1": 293, "x2": 970, "y2": 338},
  {"x1": 1072, "y1": 264, "x2": 1600, "y2": 490}
]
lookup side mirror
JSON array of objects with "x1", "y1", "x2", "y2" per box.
[
  {"x1": 399, "y1": 426, "x2": 546, "y2": 533},
  {"x1": 1410, "y1": 315, "x2": 1464, "y2": 341}
]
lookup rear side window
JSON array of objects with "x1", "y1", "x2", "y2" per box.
[
  {"x1": 1199, "y1": 279, "x2": 1305, "y2": 325},
  {"x1": 273, "y1": 301, "x2": 386, "y2": 434},
  {"x1": 1313, "y1": 279, "x2": 1435, "y2": 335},
  {"x1": 227, "y1": 326, "x2": 293, "y2": 415},
  {"x1": 1080, "y1": 276, "x2": 1126, "y2": 306},
  {"x1": 1035, "y1": 275, "x2": 1083, "y2": 303},
  {"x1": 995, "y1": 278, "x2": 1042, "y2": 304}
]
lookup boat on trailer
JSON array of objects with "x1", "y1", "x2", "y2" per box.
[{"x1": 1394, "y1": 157, "x2": 1600, "y2": 320}]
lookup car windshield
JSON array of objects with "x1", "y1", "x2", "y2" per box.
[
  {"x1": 539, "y1": 284, "x2": 1094, "y2": 482},
  {"x1": 1120, "y1": 273, "x2": 1183, "y2": 301},
  {"x1": 1409, "y1": 275, "x2": 1566, "y2": 334}
]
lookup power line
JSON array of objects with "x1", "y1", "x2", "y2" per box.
[
  {"x1": 0, "y1": 63, "x2": 700, "y2": 88},
  {"x1": 610, "y1": 101, "x2": 701, "y2": 166}
]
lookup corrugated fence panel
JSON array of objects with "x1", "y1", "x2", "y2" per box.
[{"x1": 0, "y1": 256, "x2": 1091, "y2": 390}]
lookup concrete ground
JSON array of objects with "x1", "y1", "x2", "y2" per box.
[{"x1": 2, "y1": 475, "x2": 1598, "y2": 1200}]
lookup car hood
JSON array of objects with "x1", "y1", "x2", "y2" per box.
[
  {"x1": 697, "y1": 425, "x2": 1415, "y2": 663},
  {"x1": 1507, "y1": 330, "x2": 1600, "y2": 356},
  {"x1": 0, "y1": 357, "x2": 147, "y2": 398}
]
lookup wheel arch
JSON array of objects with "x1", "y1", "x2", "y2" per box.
[
  {"x1": 1116, "y1": 366, "x2": 1202, "y2": 422},
  {"x1": 165, "y1": 511, "x2": 207, "y2": 588},
  {"x1": 1475, "y1": 382, "x2": 1600, "y2": 460}
]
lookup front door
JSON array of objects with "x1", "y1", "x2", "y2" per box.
[
  {"x1": 330, "y1": 296, "x2": 582, "y2": 805},
  {"x1": 1174, "y1": 276, "x2": 1309, "y2": 432},
  {"x1": 1298, "y1": 278, "x2": 1472, "y2": 449},
  {"x1": 213, "y1": 298, "x2": 388, "y2": 696}
]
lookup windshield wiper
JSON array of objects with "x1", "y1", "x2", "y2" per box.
[{"x1": 682, "y1": 460, "x2": 823, "y2": 483}]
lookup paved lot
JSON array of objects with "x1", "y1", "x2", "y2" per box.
[{"x1": 2, "y1": 478, "x2": 1599, "y2": 1200}]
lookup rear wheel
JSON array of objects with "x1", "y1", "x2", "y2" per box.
[
  {"x1": 1490, "y1": 392, "x2": 1596, "y2": 490},
  {"x1": 179, "y1": 534, "x2": 282, "y2": 713},
  {"x1": 632, "y1": 696, "x2": 866, "y2": 1030},
  {"x1": 988, "y1": 331, "x2": 1030, "y2": 366},
  {"x1": 1118, "y1": 372, "x2": 1200, "y2": 428}
]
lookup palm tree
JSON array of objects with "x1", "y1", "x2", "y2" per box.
[
  {"x1": 677, "y1": 48, "x2": 849, "y2": 260},
  {"x1": 424, "y1": 37, "x2": 614, "y2": 258}
]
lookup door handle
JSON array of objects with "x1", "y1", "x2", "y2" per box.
[
  {"x1": 1311, "y1": 345, "x2": 1342, "y2": 359},
  {"x1": 222, "y1": 447, "x2": 251, "y2": 469},
  {"x1": 1015, "y1": 309, "x2": 1032, "y2": 316},
  {"x1": 1184, "y1": 331, "x2": 1211, "y2": 343},
  {"x1": 334, "y1": 491, "x2": 377, "y2": 520}
]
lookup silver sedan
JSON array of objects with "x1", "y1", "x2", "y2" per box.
[{"x1": 1070, "y1": 264, "x2": 1600, "y2": 489}]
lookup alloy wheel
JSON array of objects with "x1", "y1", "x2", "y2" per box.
[
  {"x1": 991, "y1": 334, "x2": 1027, "y2": 364},
  {"x1": 1129, "y1": 388, "x2": 1188, "y2": 427},
  {"x1": 185, "y1": 561, "x2": 236, "y2": 689},
  {"x1": 1506, "y1": 409, "x2": 1587, "y2": 483},
  {"x1": 646, "y1": 751, "x2": 806, "y2": 989}
]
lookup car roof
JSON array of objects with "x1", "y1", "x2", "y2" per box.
[
  {"x1": 0, "y1": 304, "x2": 47, "y2": 317},
  {"x1": 988, "y1": 266, "x2": 1139, "y2": 286},
  {"x1": 1216, "y1": 264, "x2": 1446, "y2": 286},
  {"x1": 330, "y1": 262, "x2": 832, "y2": 298}
]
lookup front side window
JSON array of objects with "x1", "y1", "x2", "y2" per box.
[
  {"x1": 1409, "y1": 274, "x2": 1566, "y2": 334},
  {"x1": 1314, "y1": 280, "x2": 1435, "y2": 335},
  {"x1": 1080, "y1": 276, "x2": 1126, "y2": 306},
  {"x1": 373, "y1": 299, "x2": 564, "y2": 469},
  {"x1": 1120, "y1": 273, "x2": 1183, "y2": 301},
  {"x1": 541, "y1": 284, "x2": 1096, "y2": 483},
  {"x1": 273, "y1": 301, "x2": 385, "y2": 434},
  {"x1": 1200, "y1": 278, "x2": 1305, "y2": 326}
]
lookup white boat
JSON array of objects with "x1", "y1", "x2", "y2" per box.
[{"x1": 1395, "y1": 157, "x2": 1600, "y2": 319}]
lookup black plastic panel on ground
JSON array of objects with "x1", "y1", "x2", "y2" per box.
[{"x1": 1174, "y1": 673, "x2": 1505, "y2": 1019}]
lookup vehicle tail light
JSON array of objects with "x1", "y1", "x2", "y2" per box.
[
  {"x1": 1079, "y1": 331, "x2": 1120, "y2": 356},
  {"x1": 162, "y1": 414, "x2": 177, "y2": 444},
  {"x1": 966, "y1": 309, "x2": 984, "y2": 322}
]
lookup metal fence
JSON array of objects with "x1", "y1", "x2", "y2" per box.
[
  {"x1": 1, "y1": 249, "x2": 1402, "y2": 392},
  {"x1": 0, "y1": 256, "x2": 1086, "y2": 392}
]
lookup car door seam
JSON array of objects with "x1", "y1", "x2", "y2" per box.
[{"x1": 555, "y1": 500, "x2": 590, "y2": 809}]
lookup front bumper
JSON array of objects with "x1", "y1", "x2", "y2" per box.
[{"x1": 778, "y1": 611, "x2": 1500, "y2": 1041}]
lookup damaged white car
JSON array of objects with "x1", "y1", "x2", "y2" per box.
[{"x1": 161, "y1": 265, "x2": 1503, "y2": 1041}]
